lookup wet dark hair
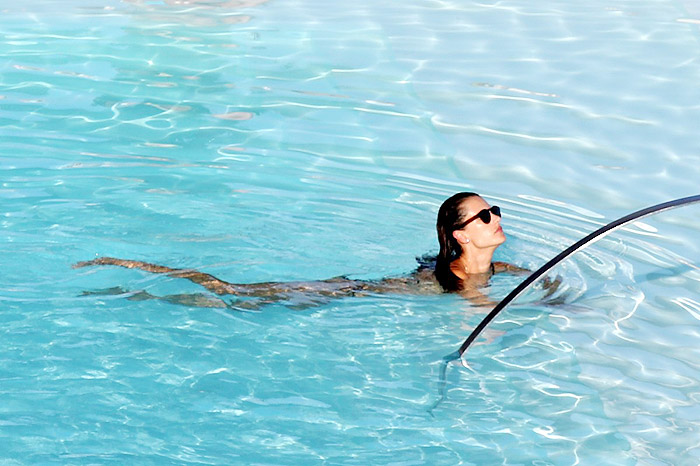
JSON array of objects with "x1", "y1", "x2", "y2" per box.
[{"x1": 435, "y1": 192, "x2": 479, "y2": 291}]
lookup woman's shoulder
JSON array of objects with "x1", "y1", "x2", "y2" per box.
[
  {"x1": 492, "y1": 261, "x2": 530, "y2": 274},
  {"x1": 414, "y1": 255, "x2": 529, "y2": 276}
]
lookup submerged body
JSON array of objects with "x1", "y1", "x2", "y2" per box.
[
  {"x1": 75, "y1": 192, "x2": 545, "y2": 309},
  {"x1": 74, "y1": 256, "x2": 443, "y2": 297},
  {"x1": 73, "y1": 256, "x2": 527, "y2": 309}
]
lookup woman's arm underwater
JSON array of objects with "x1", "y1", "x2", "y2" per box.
[
  {"x1": 493, "y1": 260, "x2": 562, "y2": 297},
  {"x1": 74, "y1": 257, "x2": 239, "y2": 295}
]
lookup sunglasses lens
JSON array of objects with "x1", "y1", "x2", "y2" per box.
[
  {"x1": 492, "y1": 206, "x2": 501, "y2": 218},
  {"x1": 478, "y1": 209, "x2": 491, "y2": 224}
]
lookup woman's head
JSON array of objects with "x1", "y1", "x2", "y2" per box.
[
  {"x1": 435, "y1": 192, "x2": 506, "y2": 288},
  {"x1": 436, "y1": 192, "x2": 480, "y2": 262}
]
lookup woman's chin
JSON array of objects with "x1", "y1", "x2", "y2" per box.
[{"x1": 495, "y1": 232, "x2": 506, "y2": 245}]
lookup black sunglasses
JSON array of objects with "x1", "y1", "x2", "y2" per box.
[{"x1": 457, "y1": 205, "x2": 501, "y2": 229}]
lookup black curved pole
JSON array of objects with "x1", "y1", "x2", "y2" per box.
[{"x1": 428, "y1": 194, "x2": 700, "y2": 414}]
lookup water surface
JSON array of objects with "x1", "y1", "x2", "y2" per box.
[{"x1": 1, "y1": 0, "x2": 700, "y2": 464}]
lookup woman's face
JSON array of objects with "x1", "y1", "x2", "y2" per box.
[{"x1": 457, "y1": 196, "x2": 506, "y2": 249}]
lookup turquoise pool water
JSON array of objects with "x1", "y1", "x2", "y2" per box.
[{"x1": 2, "y1": 0, "x2": 700, "y2": 464}]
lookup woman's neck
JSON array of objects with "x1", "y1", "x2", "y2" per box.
[{"x1": 451, "y1": 249, "x2": 495, "y2": 276}]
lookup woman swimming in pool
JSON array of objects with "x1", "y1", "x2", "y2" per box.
[{"x1": 75, "y1": 192, "x2": 531, "y2": 309}]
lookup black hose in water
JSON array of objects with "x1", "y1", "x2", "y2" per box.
[{"x1": 428, "y1": 194, "x2": 700, "y2": 414}]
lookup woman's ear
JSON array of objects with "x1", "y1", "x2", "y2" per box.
[{"x1": 452, "y1": 229, "x2": 470, "y2": 245}]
